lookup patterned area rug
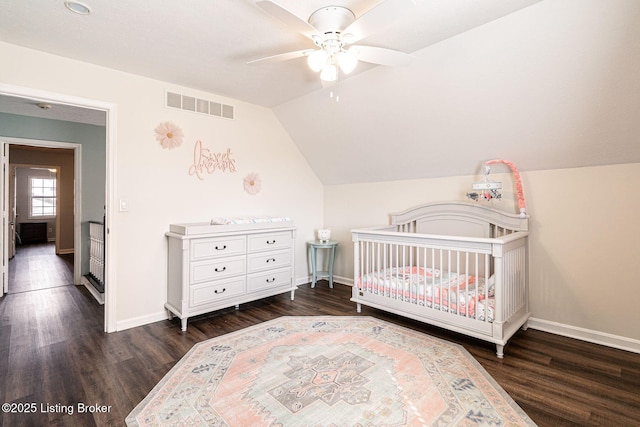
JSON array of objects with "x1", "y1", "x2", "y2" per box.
[{"x1": 126, "y1": 316, "x2": 536, "y2": 426}]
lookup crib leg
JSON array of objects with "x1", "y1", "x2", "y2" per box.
[
  {"x1": 521, "y1": 321, "x2": 529, "y2": 331},
  {"x1": 496, "y1": 344, "x2": 504, "y2": 359},
  {"x1": 356, "y1": 303, "x2": 362, "y2": 313}
]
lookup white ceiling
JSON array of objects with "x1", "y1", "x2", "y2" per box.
[
  {"x1": 0, "y1": 94, "x2": 106, "y2": 126},
  {"x1": 0, "y1": 0, "x2": 541, "y2": 108},
  {"x1": 2, "y1": 0, "x2": 639, "y2": 185}
]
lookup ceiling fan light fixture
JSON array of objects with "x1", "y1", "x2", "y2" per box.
[
  {"x1": 337, "y1": 50, "x2": 358, "y2": 74},
  {"x1": 253, "y1": 0, "x2": 416, "y2": 86},
  {"x1": 307, "y1": 50, "x2": 327, "y2": 72},
  {"x1": 320, "y1": 64, "x2": 337, "y2": 82}
]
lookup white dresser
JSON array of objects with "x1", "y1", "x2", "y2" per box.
[{"x1": 165, "y1": 221, "x2": 296, "y2": 331}]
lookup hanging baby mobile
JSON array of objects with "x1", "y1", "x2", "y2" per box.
[{"x1": 466, "y1": 159, "x2": 527, "y2": 218}]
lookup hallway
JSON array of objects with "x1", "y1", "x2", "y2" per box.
[{"x1": 8, "y1": 243, "x2": 74, "y2": 293}]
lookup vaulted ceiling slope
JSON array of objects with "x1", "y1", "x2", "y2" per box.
[
  {"x1": 1, "y1": 1, "x2": 639, "y2": 185},
  {"x1": 274, "y1": 0, "x2": 640, "y2": 184}
]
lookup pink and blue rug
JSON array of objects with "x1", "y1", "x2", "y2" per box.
[{"x1": 126, "y1": 316, "x2": 536, "y2": 426}]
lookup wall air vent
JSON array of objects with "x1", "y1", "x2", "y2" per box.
[{"x1": 165, "y1": 91, "x2": 234, "y2": 120}]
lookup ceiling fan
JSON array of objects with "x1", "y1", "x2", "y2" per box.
[{"x1": 249, "y1": 0, "x2": 416, "y2": 83}]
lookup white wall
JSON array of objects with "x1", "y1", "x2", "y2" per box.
[
  {"x1": 0, "y1": 42, "x2": 323, "y2": 329},
  {"x1": 324, "y1": 163, "x2": 640, "y2": 345}
]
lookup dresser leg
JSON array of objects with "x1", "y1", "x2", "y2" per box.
[
  {"x1": 235, "y1": 304, "x2": 240, "y2": 310},
  {"x1": 181, "y1": 318, "x2": 188, "y2": 332}
]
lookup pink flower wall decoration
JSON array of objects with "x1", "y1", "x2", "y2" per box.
[
  {"x1": 155, "y1": 121, "x2": 184, "y2": 149},
  {"x1": 243, "y1": 173, "x2": 261, "y2": 195}
]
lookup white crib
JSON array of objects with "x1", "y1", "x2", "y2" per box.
[{"x1": 351, "y1": 201, "x2": 530, "y2": 358}]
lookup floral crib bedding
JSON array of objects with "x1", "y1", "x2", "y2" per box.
[{"x1": 357, "y1": 266, "x2": 495, "y2": 322}]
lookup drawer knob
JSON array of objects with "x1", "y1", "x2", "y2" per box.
[
  {"x1": 214, "y1": 288, "x2": 226, "y2": 294},
  {"x1": 215, "y1": 245, "x2": 227, "y2": 250},
  {"x1": 266, "y1": 240, "x2": 276, "y2": 245},
  {"x1": 266, "y1": 277, "x2": 276, "y2": 283},
  {"x1": 214, "y1": 266, "x2": 227, "y2": 272},
  {"x1": 266, "y1": 258, "x2": 276, "y2": 263}
]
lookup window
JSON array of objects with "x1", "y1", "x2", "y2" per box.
[{"x1": 30, "y1": 176, "x2": 57, "y2": 218}]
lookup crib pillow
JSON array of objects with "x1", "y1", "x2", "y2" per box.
[{"x1": 363, "y1": 266, "x2": 495, "y2": 296}]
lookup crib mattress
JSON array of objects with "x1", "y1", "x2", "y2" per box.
[{"x1": 357, "y1": 266, "x2": 495, "y2": 322}]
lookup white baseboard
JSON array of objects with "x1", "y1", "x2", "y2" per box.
[
  {"x1": 80, "y1": 276, "x2": 104, "y2": 305},
  {"x1": 116, "y1": 311, "x2": 169, "y2": 332},
  {"x1": 295, "y1": 276, "x2": 311, "y2": 287},
  {"x1": 296, "y1": 276, "x2": 353, "y2": 287},
  {"x1": 333, "y1": 275, "x2": 353, "y2": 286},
  {"x1": 528, "y1": 317, "x2": 640, "y2": 354}
]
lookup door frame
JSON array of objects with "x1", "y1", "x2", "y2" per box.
[{"x1": 0, "y1": 83, "x2": 117, "y2": 333}]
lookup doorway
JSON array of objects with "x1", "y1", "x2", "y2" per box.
[
  {"x1": 8, "y1": 153, "x2": 75, "y2": 294},
  {"x1": 0, "y1": 83, "x2": 116, "y2": 332},
  {"x1": 3, "y1": 140, "x2": 81, "y2": 286}
]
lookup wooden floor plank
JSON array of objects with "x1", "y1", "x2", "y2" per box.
[{"x1": 0, "y1": 244, "x2": 639, "y2": 426}]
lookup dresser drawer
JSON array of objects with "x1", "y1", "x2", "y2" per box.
[
  {"x1": 247, "y1": 267, "x2": 292, "y2": 292},
  {"x1": 191, "y1": 236, "x2": 246, "y2": 261},
  {"x1": 190, "y1": 277, "x2": 246, "y2": 307},
  {"x1": 190, "y1": 255, "x2": 246, "y2": 284},
  {"x1": 248, "y1": 231, "x2": 292, "y2": 253},
  {"x1": 247, "y1": 249, "x2": 291, "y2": 274}
]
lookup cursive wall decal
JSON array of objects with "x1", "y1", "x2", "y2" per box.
[{"x1": 188, "y1": 140, "x2": 237, "y2": 180}]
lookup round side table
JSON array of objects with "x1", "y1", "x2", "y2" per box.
[{"x1": 307, "y1": 240, "x2": 339, "y2": 288}]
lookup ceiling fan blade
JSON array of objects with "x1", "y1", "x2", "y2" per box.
[
  {"x1": 256, "y1": 0, "x2": 318, "y2": 39},
  {"x1": 343, "y1": 0, "x2": 415, "y2": 43},
  {"x1": 247, "y1": 49, "x2": 313, "y2": 65},
  {"x1": 351, "y1": 45, "x2": 414, "y2": 66}
]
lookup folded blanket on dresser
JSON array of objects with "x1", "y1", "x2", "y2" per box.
[{"x1": 211, "y1": 216, "x2": 291, "y2": 225}]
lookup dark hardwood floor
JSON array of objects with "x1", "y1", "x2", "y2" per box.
[
  {"x1": 0, "y1": 258, "x2": 639, "y2": 426},
  {"x1": 8, "y1": 243, "x2": 74, "y2": 293}
]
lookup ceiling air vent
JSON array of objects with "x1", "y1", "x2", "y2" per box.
[{"x1": 165, "y1": 91, "x2": 234, "y2": 120}]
